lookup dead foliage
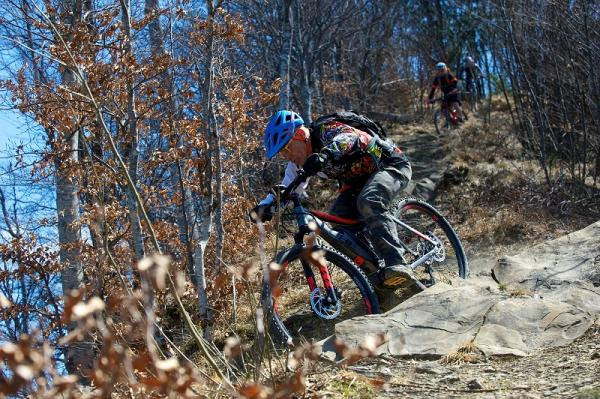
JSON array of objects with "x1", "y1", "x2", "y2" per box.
[
  {"x1": 440, "y1": 340, "x2": 484, "y2": 365},
  {"x1": 437, "y1": 107, "x2": 600, "y2": 250}
]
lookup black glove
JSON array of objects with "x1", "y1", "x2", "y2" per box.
[
  {"x1": 249, "y1": 203, "x2": 273, "y2": 223},
  {"x1": 302, "y1": 153, "x2": 328, "y2": 176}
]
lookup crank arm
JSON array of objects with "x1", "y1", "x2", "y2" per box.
[{"x1": 408, "y1": 248, "x2": 437, "y2": 270}]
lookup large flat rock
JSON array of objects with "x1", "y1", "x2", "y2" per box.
[
  {"x1": 320, "y1": 221, "x2": 600, "y2": 359},
  {"x1": 334, "y1": 280, "x2": 501, "y2": 357},
  {"x1": 474, "y1": 296, "x2": 596, "y2": 357},
  {"x1": 492, "y1": 221, "x2": 600, "y2": 290},
  {"x1": 329, "y1": 279, "x2": 597, "y2": 358}
]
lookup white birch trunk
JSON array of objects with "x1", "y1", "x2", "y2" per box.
[
  {"x1": 278, "y1": 0, "x2": 293, "y2": 109},
  {"x1": 122, "y1": 0, "x2": 145, "y2": 263},
  {"x1": 55, "y1": 0, "x2": 92, "y2": 380}
]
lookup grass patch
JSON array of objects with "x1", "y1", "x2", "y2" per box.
[
  {"x1": 498, "y1": 283, "x2": 533, "y2": 297},
  {"x1": 507, "y1": 287, "x2": 533, "y2": 297},
  {"x1": 436, "y1": 108, "x2": 599, "y2": 253},
  {"x1": 577, "y1": 387, "x2": 600, "y2": 399},
  {"x1": 331, "y1": 376, "x2": 376, "y2": 399}
]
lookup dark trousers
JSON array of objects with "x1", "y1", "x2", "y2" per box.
[{"x1": 329, "y1": 158, "x2": 412, "y2": 267}]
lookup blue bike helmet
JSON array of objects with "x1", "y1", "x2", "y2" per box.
[
  {"x1": 436, "y1": 62, "x2": 447, "y2": 70},
  {"x1": 264, "y1": 110, "x2": 304, "y2": 159}
]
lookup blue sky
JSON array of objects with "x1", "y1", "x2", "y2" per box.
[{"x1": 0, "y1": 108, "x2": 25, "y2": 151}]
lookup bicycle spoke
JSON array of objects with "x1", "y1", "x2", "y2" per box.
[{"x1": 394, "y1": 200, "x2": 467, "y2": 285}]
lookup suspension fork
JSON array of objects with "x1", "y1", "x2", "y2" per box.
[
  {"x1": 292, "y1": 206, "x2": 339, "y2": 302},
  {"x1": 301, "y1": 257, "x2": 338, "y2": 303}
]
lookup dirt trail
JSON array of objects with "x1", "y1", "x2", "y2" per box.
[{"x1": 391, "y1": 127, "x2": 447, "y2": 201}]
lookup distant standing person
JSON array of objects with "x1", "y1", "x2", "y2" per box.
[{"x1": 459, "y1": 56, "x2": 484, "y2": 99}]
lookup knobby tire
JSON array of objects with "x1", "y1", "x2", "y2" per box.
[
  {"x1": 262, "y1": 244, "x2": 379, "y2": 346},
  {"x1": 393, "y1": 198, "x2": 468, "y2": 281}
]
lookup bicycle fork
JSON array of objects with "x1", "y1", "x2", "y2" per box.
[{"x1": 301, "y1": 259, "x2": 338, "y2": 304}]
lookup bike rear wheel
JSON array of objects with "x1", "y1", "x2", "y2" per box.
[
  {"x1": 262, "y1": 244, "x2": 379, "y2": 346},
  {"x1": 393, "y1": 198, "x2": 468, "y2": 285}
]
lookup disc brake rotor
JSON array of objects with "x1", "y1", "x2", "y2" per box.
[{"x1": 309, "y1": 288, "x2": 341, "y2": 320}]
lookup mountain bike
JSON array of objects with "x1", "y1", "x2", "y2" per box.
[
  {"x1": 260, "y1": 171, "x2": 468, "y2": 346},
  {"x1": 432, "y1": 90, "x2": 468, "y2": 134},
  {"x1": 460, "y1": 79, "x2": 481, "y2": 112}
]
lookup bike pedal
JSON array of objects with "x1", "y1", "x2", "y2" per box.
[{"x1": 420, "y1": 279, "x2": 435, "y2": 288}]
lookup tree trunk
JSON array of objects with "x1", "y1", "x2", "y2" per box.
[
  {"x1": 55, "y1": 129, "x2": 90, "y2": 377},
  {"x1": 211, "y1": 111, "x2": 225, "y2": 274},
  {"x1": 278, "y1": 0, "x2": 293, "y2": 109},
  {"x1": 174, "y1": 164, "x2": 197, "y2": 286},
  {"x1": 122, "y1": 0, "x2": 145, "y2": 263},
  {"x1": 55, "y1": 0, "x2": 92, "y2": 381},
  {"x1": 293, "y1": 2, "x2": 312, "y2": 123},
  {"x1": 203, "y1": 3, "x2": 224, "y2": 274},
  {"x1": 187, "y1": 0, "x2": 219, "y2": 339},
  {"x1": 183, "y1": 184, "x2": 213, "y2": 337}
]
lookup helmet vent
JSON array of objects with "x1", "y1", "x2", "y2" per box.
[{"x1": 264, "y1": 110, "x2": 305, "y2": 159}]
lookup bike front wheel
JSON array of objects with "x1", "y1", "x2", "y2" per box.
[
  {"x1": 433, "y1": 109, "x2": 448, "y2": 135},
  {"x1": 261, "y1": 244, "x2": 379, "y2": 346},
  {"x1": 393, "y1": 198, "x2": 468, "y2": 285}
]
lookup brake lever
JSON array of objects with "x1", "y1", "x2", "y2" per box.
[
  {"x1": 279, "y1": 171, "x2": 308, "y2": 201},
  {"x1": 269, "y1": 184, "x2": 287, "y2": 198}
]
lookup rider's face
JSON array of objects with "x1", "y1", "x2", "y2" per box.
[
  {"x1": 279, "y1": 128, "x2": 310, "y2": 165},
  {"x1": 436, "y1": 67, "x2": 446, "y2": 76}
]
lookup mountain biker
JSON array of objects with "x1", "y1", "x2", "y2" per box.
[
  {"x1": 427, "y1": 62, "x2": 464, "y2": 122},
  {"x1": 459, "y1": 56, "x2": 483, "y2": 98},
  {"x1": 250, "y1": 110, "x2": 423, "y2": 293}
]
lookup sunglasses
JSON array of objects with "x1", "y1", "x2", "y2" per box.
[{"x1": 279, "y1": 128, "x2": 305, "y2": 158}]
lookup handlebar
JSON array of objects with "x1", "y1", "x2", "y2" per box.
[
  {"x1": 276, "y1": 170, "x2": 308, "y2": 202},
  {"x1": 430, "y1": 89, "x2": 458, "y2": 103}
]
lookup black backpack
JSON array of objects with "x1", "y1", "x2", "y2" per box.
[{"x1": 310, "y1": 110, "x2": 387, "y2": 139}]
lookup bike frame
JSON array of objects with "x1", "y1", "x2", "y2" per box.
[
  {"x1": 282, "y1": 191, "x2": 440, "y2": 303},
  {"x1": 433, "y1": 95, "x2": 462, "y2": 125}
]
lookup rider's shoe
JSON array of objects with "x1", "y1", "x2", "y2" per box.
[{"x1": 379, "y1": 264, "x2": 426, "y2": 292}]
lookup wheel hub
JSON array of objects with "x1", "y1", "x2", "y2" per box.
[{"x1": 310, "y1": 288, "x2": 341, "y2": 320}]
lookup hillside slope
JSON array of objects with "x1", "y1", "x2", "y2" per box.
[{"x1": 309, "y1": 105, "x2": 600, "y2": 398}]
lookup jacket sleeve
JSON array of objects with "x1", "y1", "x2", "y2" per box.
[
  {"x1": 260, "y1": 161, "x2": 309, "y2": 206},
  {"x1": 428, "y1": 77, "x2": 438, "y2": 100}
]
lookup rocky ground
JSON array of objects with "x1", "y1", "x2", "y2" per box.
[
  {"x1": 310, "y1": 108, "x2": 600, "y2": 398},
  {"x1": 335, "y1": 326, "x2": 600, "y2": 398}
]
